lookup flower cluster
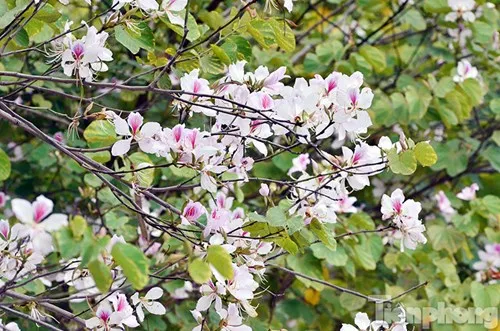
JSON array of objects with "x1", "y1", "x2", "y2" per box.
[
  {"x1": 381, "y1": 189, "x2": 427, "y2": 251},
  {"x1": 472, "y1": 243, "x2": 500, "y2": 284},
  {"x1": 51, "y1": 23, "x2": 113, "y2": 81}
]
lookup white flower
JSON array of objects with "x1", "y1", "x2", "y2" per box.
[
  {"x1": 472, "y1": 243, "x2": 500, "y2": 272},
  {"x1": 434, "y1": 190, "x2": 456, "y2": 222},
  {"x1": 195, "y1": 281, "x2": 226, "y2": 313},
  {"x1": 380, "y1": 189, "x2": 421, "y2": 225},
  {"x1": 397, "y1": 217, "x2": 427, "y2": 251},
  {"x1": 456, "y1": 183, "x2": 479, "y2": 201},
  {"x1": 61, "y1": 26, "x2": 113, "y2": 81},
  {"x1": 218, "y1": 303, "x2": 252, "y2": 331},
  {"x1": 113, "y1": 0, "x2": 159, "y2": 12},
  {"x1": 0, "y1": 319, "x2": 21, "y2": 331},
  {"x1": 161, "y1": 0, "x2": 188, "y2": 26},
  {"x1": 259, "y1": 183, "x2": 270, "y2": 197},
  {"x1": 110, "y1": 112, "x2": 162, "y2": 156},
  {"x1": 131, "y1": 287, "x2": 166, "y2": 322},
  {"x1": 11, "y1": 195, "x2": 68, "y2": 255},
  {"x1": 446, "y1": 0, "x2": 476, "y2": 22},
  {"x1": 453, "y1": 60, "x2": 479, "y2": 82},
  {"x1": 341, "y1": 312, "x2": 388, "y2": 331}
]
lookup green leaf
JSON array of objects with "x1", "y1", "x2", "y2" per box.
[
  {"x1": 88, "y1": 260, "x2": 112, "y2": 292},
  {"x1": 483, "y1": 146, "x2": 500, "y2": 172},
  {"x1": 309, "y1": 219, "x2": 336, "y2": 250},
  {"x1": 490, "y1": 99, "x2": 500, "y2": 115},
  {"x1": 269, "y1": 18, "x2": 295, "y2": 52},
  {"x1": 70, "y1": 215, "x2": 87, "y2": 240},
  {"x1": 460, "y1": 78, "x2": 483, "y2": 106},
  {"x1": 423, "y1": 0, "x2": 449, "y2": 13},
  {"x1": 286, "y1": 252, "x2": 324, "y2": 291},
  {"x1": 359, "y1": 45, "x2": 386, "y2": 73},
  {"x1": 414, "y1": 142, "x2": 437, "y2": 166},
  {"x1": 472, "y1": 21, "x2": 495, "y2": 44},
  {"x1": 266, "y1": 207, "x2": 287, "y2": 227},
  {"x1": 427, "y1": 224, "x2": 464, "y2": 254},
  {"x1": 247, "y1": 19, "x2": 275, "y2": 49},
  {"x1": 207, "y1": 245, "x2": 234, "y2": 280},
  {"x1": 115, "y1": 22, "x2": 155, "y2": 54},
  {"x1": 83, "y1": 120, "x2": 117, "y2": 148},
  {"x1": 434, "y1": 77, "x2": 455, "y2": 98},
  {"x1": 403, "y1": 9, "x2": 426, "y2": 30},
  {"x1": 112, "y1": 243, "x2": 150, "y2": 289},
  {"x1": 128, "y1": 152, "x2": 155, "y2": 187},
  {"x1": 311, "y1": 243, "x2": 347, "y2": 266},
  {"x1": 387, "y1": 149, "x2": 417, "y2": 175},
  {"x1": 0, "y1": 148, "x2": 11, "y2": 181},
  {"x1": 188, "y1": 258, "x2": 212, "y2": 284},
  {"x1": 54, "y1": 228, "x2": 81, "y2": 259},
  {"x1": 211, "y1": 45, "x2": 231, "y2": 65},
  {"x1": 14, "y1": 28, "x2": 29, "y2": 47}
]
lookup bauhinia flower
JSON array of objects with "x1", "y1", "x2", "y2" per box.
[
  {"x1": 380, "y1": 189, "x2": 426, "y2": 251},
  {"x1": 0, "y1": 319, "x2": 20, "y2": 331},
  {"x1": 11, "y1": 195, "x2": 68, "y2": 255},
  {"x1": 61, "y1": 25, "x2": 113, "y2": 81},
  {"x1": 195, "y1": 281, "x2": 226, "y2": 313},
  {"x1": 434, "y1": 190, "x2": 456, "y2": 221},
  {"x1": 380, "y1": 189, "x2": 421, "y2": 224},
  {"x1": 110, "y1": 112, "x2": 162, "y2": 156},
  {"x1": 161, "y1": 0, "x2": 188, "y2": 26},
  {"x1": 182, "y1": 200, "x2": 207, "y2": 225},
  {"x1": 131, "y1": 287, "x2": 166, "y2": 322},
  {"x1": 453, "y1": 59, "x2": 479, "y2": 82},
  {"x1": 340, "y1": 312, "x2": 388, "y2": 331},
  {"x1": 217, "y1": 303, "x2": 252, "y2": 331},
  {"x1": 445, "y1": 0, "x2": 476, "y2": 22},
  {"x1": 113, "y1": 0, "x2": 159, "y2": 12},
  {"x1": 0, "y1": 191, "x2": 8, "y2": 208},
  {"x1": 456, "y1": 183, "x2": 479, "y2": 200}
]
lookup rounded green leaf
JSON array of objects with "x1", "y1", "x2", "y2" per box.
[
  {"x1": 88, "y1": 259, "x2": 112, "y2": 292},
  {"x1": 414, "y1": 142, "x2": 438, "y2": 167},
  {"x1": 83, "y1": 120, "x2": 117, "y2": 148},
  {"x1": 0, "y1": 148, "x2": 11, "y2": 181},
  {"x1": 188, "y1": 258, "x2": 212, "y2": 284},
  {"x1": 207, "y1": 245, "x2": 234, "y2": 280},
  {"x1": 111, "y1": 243, "x2": 150, "y2": 289}
]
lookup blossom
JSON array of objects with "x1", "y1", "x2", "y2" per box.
[
  {"x1": 113, "y1": 0, "x2": 159, "y2": 12},
  {"x1": 288, "y1": 154, "x2": 310, "y2": 176},
  {"x1": 472, "y1": 243, "x2": 500, "y2": 272},
  {"x1": 179, "y1": 69, "x2": 214, "y2": 116},
  {"x1": 61, "y1": 25, "x2": 113, "y2": 81},
  {"x1": 453, "y1": 60, "x2": 479, "y2": 82},
  {"x1": 380, "y1": 189, "x2": 421, "y2": 224},
  {"x1": 131, "y1": 287, "x2": 166, "y2": 322},
  {"x1": 110, "y1": 112, "x2": 162, "y2": 156},
  {"x1": 182, "y1": 200, "x2": 206, "y2": 225},
  {"x1": 445, "y1": 0, "x2": 476, "y2": 22},
  {"x1": 341, "y1": 312, "x2": 388, "y2": 331},
  {"x1": 0, "y1": 191, "x2": 8, "y2": 208},
  {"x1": 11, "y1": 195, "x2": 68, "y2": 255},
  {"x1": 218, "y1": 303, "x2": 252, "y2": 331},
  {"x1": 195, "y1": 281, "x2": 226, "y2": 313},
  {"x1": 0, "y1": 319, "x2": 20, "y2": 331},
  {"x1": 161, "y1": 0, "x2": 188, "y2": 25},
  {"x1": 259, "y1": 183, "x2": 270, "y2": 197},
  {"x1": 456, "y1": 183, "x2": 479, "y2": 200},
  {"x1": 434, "y1": 190, "x2": 456, "y2": 221},
  {"x1": 396, "y1": 217, "x2": 427, "y2": 251}
]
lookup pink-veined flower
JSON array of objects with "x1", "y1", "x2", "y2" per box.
[
  {"x1": 131, "y1": 287, "x2": 166, "y2": 322},
  {"x1": 11, "y1": 195, "x2": 68, "y2": 255},
  {"x1": 110, "y1": 112, "x2": 161, "y2": 156}
]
